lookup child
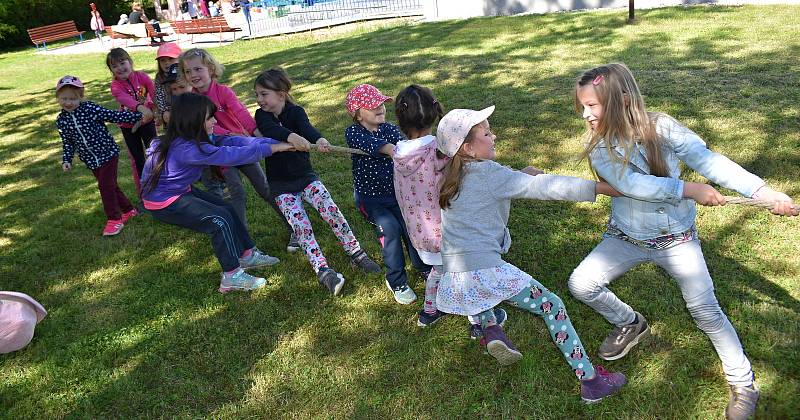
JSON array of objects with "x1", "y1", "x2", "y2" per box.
[
  {"x1": 179, "y1": 48, "x2": 293, "y2": 242},
  {"x1": 141, "y1": 93, "x2": 292, "y2": 293},
  {"x1": 89, "y1": 10, "x2": 104, "y2": 43},
  {"x1": 436, "y1": 106, "x2": 626, "y2": 403},
  {"x1": 391, "y1": 84, "x2": 507, "y2": 333},
  {"x1": 253, "y1": 68, "x2": 380, "y2": 295},
  {"x1": 107, "y1": 48, "x2": 156, "y2": 198},
  {"x1": 153, "y1": 42, "x2": 182, "y2": 127},
  {"x1": 569, "y1": 63, "x2": 797, "y2": 418},
  {"x1": 55, "y1": 75, "x2": 142, "y2": 236},
  {"x1": 345, "y1": 84, "x2": 429, "y2": 305}
]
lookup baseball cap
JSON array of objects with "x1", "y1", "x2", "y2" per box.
[
  {"x1": 56, "y1": 75, "x2": 84, "y2": 92},
  {"x1": 156, "y1": 42, "x2": 181, "y2": 59},
  {"x1": 162, "y1": 63, "x2": 180, "y2": 85},
  {"x1": 435, "y1": 106, "x2": 495, "y2": 157},
  {"x1": 345, "y1": 84, "x2": 392, "y2": 113}
]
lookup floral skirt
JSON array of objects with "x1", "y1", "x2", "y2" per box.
[{"x1": 437, "y1": 263, "x2": 531, "y2": 316}]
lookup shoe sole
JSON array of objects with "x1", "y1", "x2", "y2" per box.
[
  {"x1": 331, "y1": 275, "x2": 345, "y2": 296},
  {"x1": 599, "y1": 325, "x2": 651, "y2": 361},
  {"x1": 286, "y1": 245, "x2": 300, "y2": 252},
  {"x1": 417, "y1": 314, "x2": 445, "y2": 328},
  {"x1": 486, "y1": 340, "x2": 523, "y2": 366}
]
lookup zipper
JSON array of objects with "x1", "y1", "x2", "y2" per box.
[{"x1": 72, "y1": 111, "x2": 100, "y2": 167}]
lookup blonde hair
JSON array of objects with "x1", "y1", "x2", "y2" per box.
[
  {"x1": 179, "y1": 48, "x2": 225, "y2": 80},
  {"x1": 438, "y1": 122, "x2": 484, "y2": 209},
  {"x1": 575, "y1": 63, "x2": 668, "y2": 178}
]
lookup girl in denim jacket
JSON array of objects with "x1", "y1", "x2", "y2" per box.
[{"x1": 570, "y1": 63, "x2": 797, "y2": 420}]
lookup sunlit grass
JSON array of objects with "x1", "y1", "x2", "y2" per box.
[{"x1": 1, "y1": 4, "x2": 799, "y2": 418}]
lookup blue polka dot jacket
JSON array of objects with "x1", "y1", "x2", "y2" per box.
[
  {"x1": 345, "y1": 122, "x2": 404, "y2": 198},
  {"x1": 56, "y1": 101, "x2": 141, "y2": 170}
]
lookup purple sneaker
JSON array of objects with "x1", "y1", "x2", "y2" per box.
[
  {"x1": 580, "y1": 365, "x2": 626, "y2": 404},
  {"x1": 483, "y1": 324, "x2": 523, "y2": 366}
]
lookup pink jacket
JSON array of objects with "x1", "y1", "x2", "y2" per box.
[
  {"x1": 392, "y1": 135, "x2": 448, "y2": 254},
  {"x1": 198, "y1": 80, "x2": 257, "y2": 136},
  {"x1": 110, "y1": 71, "x2": 155, "y2": 128}
]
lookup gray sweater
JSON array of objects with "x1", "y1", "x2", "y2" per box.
[{"x1": 441, "y1": 160, "x2": 597, "y2": 272}]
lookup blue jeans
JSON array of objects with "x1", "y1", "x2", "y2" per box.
[
  {"x1": 568, "y1": 236, "x2": 754, "y2": 386},
  {"x1": 356, "y1": 195, "x2": 428, "y2": 288}
]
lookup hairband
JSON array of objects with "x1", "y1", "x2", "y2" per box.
[{"x1": 592, "y1": 75, "x2": 604, "y2": 86}]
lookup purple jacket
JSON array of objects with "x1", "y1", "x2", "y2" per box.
[{"x1": 141, "y1": 135, "x2": 278, "y2": 202}]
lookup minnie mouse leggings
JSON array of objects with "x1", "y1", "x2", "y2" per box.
[
  {"x1": 477, "y1": 278, "x2": 596, "y2": 380},
  {"x1": 274, "y1": 181, "x2": 361, "y2": 273}
]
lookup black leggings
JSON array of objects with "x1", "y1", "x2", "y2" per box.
[{"x1": 121, "y1": 121, "x2": 157, "y2": 196}]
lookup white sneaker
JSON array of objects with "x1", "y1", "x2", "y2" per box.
[{"x1": 385, "y1": 280, "x2": 416, "y2": 305}]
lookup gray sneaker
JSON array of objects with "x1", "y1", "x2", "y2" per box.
[
  {"x1": 385, "y1": 280, "x2": 416, "y2": 305},
  {"x1": 725, "y1": 385, "x2": 759, "y2": 420},
  {"x1": 350, "y1": 250, "x2": 381, "y2": 273},
  {"x1": 318, "y1": 267, "x2": 345, "y2": 296},
  {"x1": 239, "y1": 248, "x2": 280, "y2": 270},
  {"x1": 598, "y1": 311, "x2": 650, "y2": 361}
]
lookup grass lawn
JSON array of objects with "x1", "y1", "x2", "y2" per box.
[{"x1": 1, "y1": 4, "x2": 798, "y2": 418}]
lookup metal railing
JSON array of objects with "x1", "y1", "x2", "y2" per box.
[{"x1": 241, "y1": 0, "x2": 423, "y2": 37}]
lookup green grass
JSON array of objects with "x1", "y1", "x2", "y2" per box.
[{"x1": 1, "y1": 5, "x2": 799, "y2": 418}]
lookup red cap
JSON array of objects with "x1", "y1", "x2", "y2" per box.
[
  {"x1": 345, "y1": 84, "x2": 392, "y2": 113},
  {"x1": 156, "y1": 42, "x2": 182, "y2": 59}
]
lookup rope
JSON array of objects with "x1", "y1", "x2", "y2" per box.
[
  {"x1": 309, "y1": 144, "x2": 368, "y2": 155},
  {"x1": 723, "y1": 196, "x2": 775, "y2": 210}
]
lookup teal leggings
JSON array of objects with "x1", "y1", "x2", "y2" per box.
[{"x1": 478, "y1": 279, "x2": 596, "y2": 380}]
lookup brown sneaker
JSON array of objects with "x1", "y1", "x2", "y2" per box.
[
  {"x1": 725, "y1": 385, "x2": 759, "y2": 420},
  {"x1": 598, "y1": 311, "x2": 650, "y2": 361}
]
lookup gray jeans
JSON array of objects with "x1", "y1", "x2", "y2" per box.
[
  {"x1": 223, "y1": 162, "x2": 291, "y2": 234},
  {"x1": 568, "y1": 236, "x2": 754, "y2": 386}
]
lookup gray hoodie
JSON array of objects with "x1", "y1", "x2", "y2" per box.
[{"x1": 441, "y1": 160, "x2": 597, "y2": 272}]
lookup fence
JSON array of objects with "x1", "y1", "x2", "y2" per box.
[{"x1": 241, "y1": 0, "x2": 424, "y2": 37}]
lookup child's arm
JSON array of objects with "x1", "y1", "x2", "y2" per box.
[
  {"x1": 175, "y1": 138, "x2": 291, "y2": 167},
  {"x1": 254, "y1": 109, "x2": 311, "y2": 151},
  {"x1": 56, "y1": 120, "x2": 75, "y2": 172},
  {"x1": 89, "y1": 101, "x2": 142, "y2": 125},
  {"x1": 110, "y1": 82, "x2": 153, "y2": 123},
  {"x1": 345, "y1": 125, "x2": 394, "y2": 157},
  {"x1": 490, "y1": 162, "x2": 598, "y2": 202},
  {"x1": 589, "y1": 146, "x2": 684, "y2": 205}
]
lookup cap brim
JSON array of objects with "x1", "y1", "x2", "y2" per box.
[
  {"x1": 473, "y1": 105, "x2": 495, "y2": 125},
  {"x1": 0, "y1": 292, "x2": 47, "y2": 323}
]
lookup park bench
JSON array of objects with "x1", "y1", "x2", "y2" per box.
[
  {"x1": 27, "y1": 21, "x2": 85, "y2": 50},
  {"x1": 107, "y1": 23, "x2": 168, "y2": 47},
  {"x1": 171, "y1": 17, "x2": 242, "y2": 44}
]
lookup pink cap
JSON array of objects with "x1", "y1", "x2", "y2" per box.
[
  {"x1": 156, "y1": 42, "x2": 182, "y2": 59},
  {"x1": 345, "y1": 84, "x2": 392, "y2": 113},
  {"x1": 56, "y1": 75, "x2": 83, "y2": 92}
]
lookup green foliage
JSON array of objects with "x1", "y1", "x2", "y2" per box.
[
  {"x1": 0, "y1": 0, "x2": 145, "y2": 48},
  {"x1": 0, "y1": 5, "x2": 798, "y2": 418}
]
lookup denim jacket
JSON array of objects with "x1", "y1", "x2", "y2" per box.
[{"x1": 589, "y1": 114, "x2": 765, "y2": 240}]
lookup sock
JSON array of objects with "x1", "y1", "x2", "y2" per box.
[{"x1": 241, "y1": 248, "x2": 254, "y2": 259}]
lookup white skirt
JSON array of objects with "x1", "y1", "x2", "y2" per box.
[{"x1": 436, "y1": 263, "x2": 531, "y2": 316}]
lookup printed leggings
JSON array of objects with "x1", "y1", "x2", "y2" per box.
[
  {"x1": 275, "y1": 181, "x2": 360, "y2": 273},
  {"x1": 477, "y1": 279, "x2": 596, "y2": 380}
]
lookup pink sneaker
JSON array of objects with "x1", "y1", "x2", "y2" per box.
[
  {"x1": 102, "y1": 220, "x2": 124, "y2": 236},
  {"x1": 121, "y1": 208, "x2": 138, "y2": 223}
]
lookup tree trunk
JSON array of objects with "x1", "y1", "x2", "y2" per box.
[
  {"x1": 153, "y1": 0, "x2": 164, "y2": 20},
  {"x1": 628, "y1": 0, "x2": 635, "y2": 22}
]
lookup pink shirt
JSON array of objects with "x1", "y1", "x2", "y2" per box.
[
  {"x1": 110, "y1": 71, "x2": 155, "y2": 128},
  {"x1": 392, "y1": 135, "x2": 448, "y2": 255},
  {"x1": 197, "y1": 80, "x2": 257, "y2": 136}
]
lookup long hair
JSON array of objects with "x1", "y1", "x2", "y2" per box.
[
  {"x1": 254, "y1": 67, "x2": 295, "y2": 105},
  {"x1": 179, "y1": 48, "x2": 225, "y2": 80},
  {"x1": 438, "y1": 122, "x2": 483, "y2": 209},
  {"x1": 395, "y1": 84, "x2": 444, "y2": 138},
  {"x1": 575, "y1": 63, "x2": 668, "y2": 178},
  {"x1": 143, "y1": 93, "x2": 218, "y2": 193}
]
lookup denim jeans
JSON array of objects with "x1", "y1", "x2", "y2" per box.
[
  {"x1": 568, "y1": 236, "x2": 754, "y2": 386},
  {"x1": 149, "y1": 188, "x2": 254, "y2": 272},
  {"x1": 357, "y1": 195, "x2": 428, "y2": 288}
]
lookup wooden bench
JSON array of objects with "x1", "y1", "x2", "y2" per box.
[
  {"x1": 172, "y1": 17, "x2": 242, "y2": 44},
  {"x1": 107, "y1": 23, "x2": 168, "y2": 47},
  {"x1": 27, "y1": 21, "x2": 85, "y2": 50}
]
